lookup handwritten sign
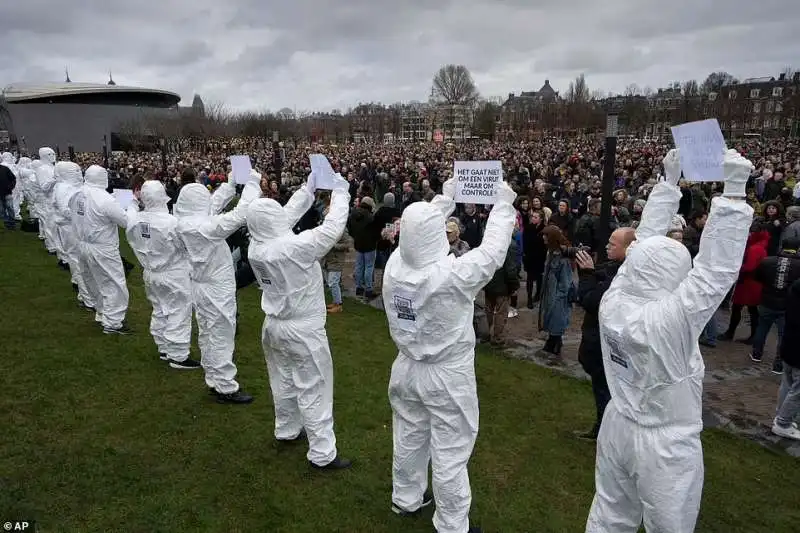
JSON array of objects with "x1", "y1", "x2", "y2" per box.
[
  {"x1": 670, "y1": 119, "x2": 727, "y2": 182},
  {"x1": 229, "y1": 155, "x2": 253, "y2": 185},
  {"x1": 453, "y1": 160, "x2": 502, "y2": 205},
  {"x1": 309, "y1": 153, "x2": 336, "y2": 190},
  {"x1": 112, "y1": 189, "x2": 135, "y2": 209}
]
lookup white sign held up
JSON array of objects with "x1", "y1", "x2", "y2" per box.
[
  {"x1": 453, "y1": 160, "x2": 503, "y2": 205},
  {"x1": 229, "y1": 155, "x2": 253, "y2": 185},
  {"x1": 670, "y1": 119, "x2": 727, "y2": 182},
  {"x1": 309, "y1": 153, "x2": 336, "y2": 190},
  {"x1": 113, "y1": 189, "x2": 135, "y2": 210}
]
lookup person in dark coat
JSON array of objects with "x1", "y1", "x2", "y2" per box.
[
  {"x1": 347, "y1": 196, "x2": 379, "y2": 298},
  {"x1": 574, "y1": 227, "x2": 636, "y2": 440},
  {"x1": 762, "y1": 200, "x2": 785, "y2": 256},
  {"x1": 537, "y1": 225, "x2": 573, "y2": 359},
  {"x1": 0, "y1": 163, "x2": 17, "y2": 229},
  {"x1": 772, "y1": 278, "x2": 800, "y2": 439},
  {"x1": 459, "y1": 203, "x2": 484, "y2": 249},
  {"x1": 549, "y1": 199, "x2": 574, "y2": 240},
  {"x1": 483, "y1": 240, "x2": 520, "y2": 347},
  {"x1": 721, "y1": 225, "x2": 769, "y2": 343},
  {"x1": 522, "y1": 209, "x2": 547, "y2": 306},
  {"x1": 373, "y1": 192, "x2": 401, "y2": 270}
]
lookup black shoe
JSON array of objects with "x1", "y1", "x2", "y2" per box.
[
  {"x1": 772, "y1": 359, "x2": 784, "y2": 375},
  {"x1": 47, "y1": 250, "x2": 56, "y2": 256},
  {"x1": 169, "y1": 357, "x2": 201, "y2": 370},
  {"x1": 71, "y1": 283, "x2": 79, "y2": 293},
  {"x1": 573, "y1": 428, "x2": 599, "y2": 441},
  {"x1": 159, "y1": 353, "x2": 169, "y2": 361},
  {"x1": 699, "y1": 339, "x2": 716, "y2": 348},
  {"x1": 468, "y1": 527, "x2": 482, "y2": 533},
  {"x1": 215, "y1": 389, "x2": 254, "y2": 404},
  {"x1": 77, "y1": 302, "x2": 96, "y2": 312},
  {"x1": 750, "y1": 352, "x2": 763, "y2": 363},
  {"x1": 58, "y1": 260, "x2": 70, "y2": 271},
  {"x1": 719, "y1": 332, "x2": 734, "y2": 342},
  {"x1": 277, "y1": 429, "x2": 307, "y2": 443},
  {"x1": 355, "y1": 288, "x2": 364, "y2": 296},
  {"x1": 364, "y1": 290, "x2": 375, "y2": 300},
  {"x1": 526, "y1": 301, "x2": 534, "y2": 309},
  {"x1": 391, "y1": 490, "x2": 434, "y2": 516},
  {"x1": 103, "y1": 324, "x2": 132, "y2": 335},
  {"x1": 738, "y1": 337, "x2": 754, "y2": 345},
  {"x1": 310, "y1": 455, "x2": 352, "y2": 470}
]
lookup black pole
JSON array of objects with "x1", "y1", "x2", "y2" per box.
[
  {"x1": 55, "y1": 145, "x2": 61, "y2": 160},
  {"x1": 68, "y1": 145, "x2": 75, "y2": 162},
  {"x1": 103, "y1": 135, "x2": 109, "y2": 168},
  {"x1": 598, "y1": 113, "x2": 618, "y2": 262},
  {"x1": 160, "y1": 138, "x2": 167, "y2": 174}
]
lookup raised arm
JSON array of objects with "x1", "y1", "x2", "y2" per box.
[
  {"x1": 302, "y1": 186, "x2": 351, "y2": 261},
  {"x1": 198, "y1": 180, "x2": 261, "y2": 240},
  {"x1": 431, "y1": 177, "x2": 457, "y2": 219},
  {"x1": 452, "y1": 182, "x2": 518, "y2": 298},
  {"x1": 209, "y1": 181, "x2": 236, "y2": 214},
  {"x1": 635, "y1": 149, "x2": 682, "y2": 241}
]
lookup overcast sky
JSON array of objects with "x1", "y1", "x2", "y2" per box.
[{"x1": 2, "y1": 0, "x2": 799, "y2": 112}]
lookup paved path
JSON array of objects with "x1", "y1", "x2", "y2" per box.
[{"x1": 338, "y1": 259, "x2": 800, "y2": 457}]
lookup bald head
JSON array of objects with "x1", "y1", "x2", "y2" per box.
[{"x1": 607, "y1": 227, "x2": 636, "y2": 261}]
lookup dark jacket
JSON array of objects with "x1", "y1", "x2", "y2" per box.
[
  {"x1": 683, "y1": 224, "x2": 702, "y2": 259},
  {"x1": 0, "y1": 165, "x2": 16, "y2": 196},
  {"x1": 763, "y1": 200, "x2": 785, "y2": 256},
  {"x1": 522, "y1": 217, "x2": 547, "y2": 275},
  {"x1": 754, "y1": 251, "x2": 800, "y2": 311},
  {"x1": 577, "y1": 261, "x2": 621, "y2": 375},
  {"x1": 459, "y1": 211, "x2": 484, "y2": 249},
  {"x1": 373, "y1": 205, "x2": 401, "y2": 251},
  {"x1": 484, "y1": 241, "x2": 520, "y2": 297},
  {"x1": 781, "y1": 279, "x2": 800, "y2": 367},
  {"x1": 347, "y1": 205, "x2": 378, "y2": 252},
  {"x1": 573, "y1": 213, "x2": 598, "y2": 252}
]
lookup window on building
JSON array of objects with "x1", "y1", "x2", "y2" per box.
[
  {"x1": 767, "y1": 101, "x2": 774, "y2": 113},
  {"x1": 708, "y1": 92, "x2": 717, "y2": 101},
  {"x1": 728, "y1": 91, "x2": 737, "y2": 100},
  {"x1": 773, "y1": 87, "x2": 783, "y2": 97},
  {"x1": 750, "y1": 89, "x2": 760, "y2": 98},
  {"x1": 776, "y1": 102, "x2": 783, "y2": 112},
  {"x1": 753, "y1": 102, "x2": 761, "y2": 113}
]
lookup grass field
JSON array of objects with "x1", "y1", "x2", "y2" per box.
[{"x1": 1, "y1": 226, "x2": 799, "y2": 533}]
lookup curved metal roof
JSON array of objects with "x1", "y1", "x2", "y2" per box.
[{"x1": 2, "y1": 82, "x2": 181, "y2": 105}]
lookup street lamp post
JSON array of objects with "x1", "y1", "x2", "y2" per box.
[{"x1": 598, "y1": 112, "x2": 619, "y2": 262}]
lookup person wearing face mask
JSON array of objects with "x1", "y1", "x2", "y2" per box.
[
  {"x1": 174, "y1": 170, "x2": 261, "y2": 404},
  {"x1": 35, "y1": 147, "x2": 59, "y2": 255},
  {"x1": 585, "y1": 148, "x2": 754, "y2": 533},
  {"x1": 383, "y1": 177, "x2": 518, "y2": 533},
  {"x1": 52, "y1": 162, "x2": 88, "y2": 297},
  {"x1": 125, "y1": 181, "x2": 200, "y2": 369},
  {"x1": 72, "y1": 165, "x2": 131, "y2": 334},
  {"x1": 247, "y1": 169, "x2": 353, "y2": 469}
]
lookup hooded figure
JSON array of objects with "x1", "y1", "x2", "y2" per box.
[
  {"x1": 174, "y1": 173, "x2": 261, "y2": 404},
  {"x1": 383, "y1": 177, "x2": 518, "y2": 533},
  {"x1": 16, "y1": 157, "x2": 34, "y2": 208},
  {"x1": 73, "y1": 165, "x2": 130, "y2": 334},
  {"x1": 35, "y1": 147, "x2": 58, "y2": 254},
  {"x1": 125, "y1": 180, "x2": 199, "y2": 370},
  {"x1": 52, "y1": 162, "x2": 88, "y2": 295},
  {"x1": 247, "y1": 170, "x2": 353, "y2": 469},
  {"x1": 29, "y1": 160, "x2": 45, "y2": 238},
  {"x1": 1, "y1": 152, "x2": 21, "y2": 220},
  {"x1": 585, "y1": 149, "x2": 754, "y2": 533}
]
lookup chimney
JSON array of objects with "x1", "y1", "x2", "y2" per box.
[{"x1": 779, "y1": 73, "x2": 786, "y2": 81}]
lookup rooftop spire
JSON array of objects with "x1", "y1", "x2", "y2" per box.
[{"x1": 65, "y1": 67, "x2": 71, "y2": 83}]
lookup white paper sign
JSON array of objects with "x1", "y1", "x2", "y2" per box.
[
  {"x1": 229, "y1": 155, "x2": 253, "y2": 185},
  {"x1": 309, "y1": 153, "x2": 336, "y2": 190},
  {"x1": 113, "y1": 189, "x2": 135, "y2": 209},
  {"x1": 670, "y1": 119, "x2": 727, "y2": 182},
  {"x1": 453, "y1": 160, "x2": 502, "y2": 205}
]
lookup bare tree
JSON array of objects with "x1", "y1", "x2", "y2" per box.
[
  {"x1": 781, "y1": 65, "x2": 797, "y2": 79},
  {"x1": 431, "y1": 64, "x2": 480, "y2": 106},
  {"x1": 624, "y1": 84, "x2": 641, "y2": 97},
  {"x1": 701, "y1": 72, "x2": 738, "y2": 94},
  {"x1": 566, "y1": 74, "x2": 590, "y2": 104},
  {"x1": 682, "y1": 80, "x2": 700, "y2": 97}
]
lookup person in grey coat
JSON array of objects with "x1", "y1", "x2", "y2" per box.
[{"x1": 538, "y1": 225, "x2": 574, "y2": 359}]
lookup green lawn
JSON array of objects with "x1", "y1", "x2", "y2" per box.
[{"x1": 1, "y1": 227, "x2": 798, "y2": 533}]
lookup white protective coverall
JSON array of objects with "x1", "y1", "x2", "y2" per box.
[
  {"x1": 383, "y1": 179, "x2": 518, "y2": 533},
  {"x1": 174, "y1": 178, "x2": 260, "y2": 393},
  {"x1": 16, "y1": 158, "x2": 34, "y2": 211},
  {"x1": 35, "y1": 147, "x2": 59, "y2": 254},
  {"x1": 586, "y1": 158, "x2": 754, "y2": 532},
  {"x1": 246, "y1": 174, "x2": 350, "y2": 466},
  {"x1": 125, "y1": 180, "x2": 193, "y2": 363},
  {"x1": 52, "y1": 162, "x2": 90, "y2": 301},
  {"x1": 73, "y1": 165, "x2": 130, "y2": 331},
  {"x1": 1, "y1": 152, "x2": 21, "y2": 220},
  {"x1": 29, "y1": 160, "x2": 45, "y2": 238}
]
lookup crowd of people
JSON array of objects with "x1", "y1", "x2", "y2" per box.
[{"x1": 2, "y1": 135, "x2": 800, "y2": 533}]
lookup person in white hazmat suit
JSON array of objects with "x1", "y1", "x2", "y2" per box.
[
  {"x1": 1, "y1": 152, "x2": 21, "y2": 221},
  {"x1": 174, "y1": 172, "x2": 261, "y2": 404},
  {"x1": 383, "y1": 177, "x2": 518, "y2": 533},
  {"x1": 72, "y1": 165, "x2": 131, "y2": 334},
  {"x1": 35, "y1": 147, "x2": 60, "y2": 255},
  {"x1": 28, "y1": 160, "x2": 47, "y2": 240},
  {"x1": 246, "y1": 171, "x2": 353, "y2": 470},
  {"x1": 125, "y1": 180, "x2": 200, "y2": 370},
  {"x1": 16, "y1": 157, "x2": 34, "y2": 212},
  {"x1": 52, "y1": 161, "x2": 91, "y2": 302},
  {"x1": 585, "y1": 148, "x2": 755, "y2": 533}
]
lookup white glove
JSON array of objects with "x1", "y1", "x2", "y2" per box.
[
  {"x1": 305, "y1": 171, "x2": 317, "y2": 195},
  {"x1": 722, "y1": 149, "x2": 754, "y2": 198},
  {"x1": 442, "y1": 177, "x2": 456, "y2": 199},
  {"x1": 248, "y1": 169, "x2": 261, "y2": 183},
  {"x1": 662, "y1": 149, "x2": 681, "y2": 186},
  {"x1": 332, "y1": 172, "x2": 349, "y2": 193},
  {"x1": 496, "y1": 180, "x2": 517, "y2": 205}
]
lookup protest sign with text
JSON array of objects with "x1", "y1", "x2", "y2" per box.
[
  {"x1": 670, "y1": 119, "x2": 727, "y2": 182},
  {"x1": 453, "y1": 160, "x2": 502, "y2": 205},
  {"x1": 309, "y1": 153, "x2": 336, "y2": 190},
  {"x1": 229, "y1": 155, "x2": 253, "y2": 185}
]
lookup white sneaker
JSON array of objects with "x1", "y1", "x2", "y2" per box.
[
  {"x1": 773, "y1": 418, "x2": 798, "y2": 429},
  {"x1": 508, "y1": 307, "x2": 519, "y2": 318},
  {"x1": 772, "y1": 422, "x2": 800, "y2": 440}
]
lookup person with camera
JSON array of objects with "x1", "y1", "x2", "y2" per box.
[{"x1": 573, "y1": 228, "x2": 636, "y2": 441}]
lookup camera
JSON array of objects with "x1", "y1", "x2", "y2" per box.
[{"x1": 564, "y1": 245, "x2": 591, "y2": 259}]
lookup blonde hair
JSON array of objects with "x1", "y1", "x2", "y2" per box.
[{"x1": 542, "y1": 206, "x2": 552, "y2": 223}]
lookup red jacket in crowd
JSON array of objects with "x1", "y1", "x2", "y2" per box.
[{"x1": 732, "y1": 231, "x2": 770, "y2": 306}]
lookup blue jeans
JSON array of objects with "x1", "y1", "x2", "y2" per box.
[
  {"x1": 752, "y1": 306, "x2": 785, "y2": 358},
  {"x1": 1, "y1": 194, "x2": 15, "y2": 229},
  {"x1": 701, "y1": 310, "x2": 719, "y2": 345},
  {"x1": 327, "y1": 270, "x2": 343, "y2": 305},
  {"x1": 354, "y1": 250, "x2": 376, "y2": 292}
]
